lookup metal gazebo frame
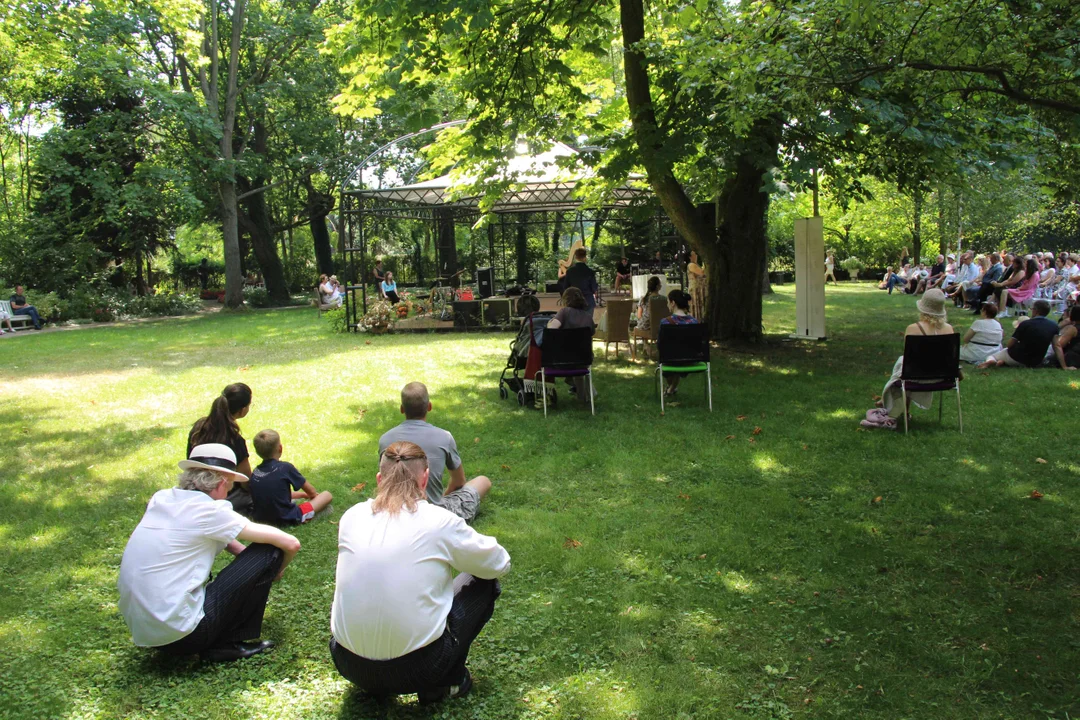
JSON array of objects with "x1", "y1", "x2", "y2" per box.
[{"x1": 337, "y1": 123, "x2": 669, "y2": 331}]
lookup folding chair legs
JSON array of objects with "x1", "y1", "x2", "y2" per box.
[
  {"x1": 956, "y1": 386, "x2": 963, "y2": 434},
  {"x1": 540, "y1": 371, "x2": 547, "y2": 418},
  {"x1": 706, "y1": 363, "x2": 712, "y2": 412},
  {"x1": 901, "y1": 385, "x2": 909, "y2": 434},
  {"x1": 588, "y1": 370, "x2": 595, "y2": 416},
  {"x1": 656, "y1": 365, "x2": 664, "y2": 413}
]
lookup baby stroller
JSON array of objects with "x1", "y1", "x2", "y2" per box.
[{"x1": 498, "y1": 297, "x2": 556, "y2": 407}]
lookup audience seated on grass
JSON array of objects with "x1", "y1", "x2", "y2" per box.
[
  {"x1": 977, "y1": 300, "x2": 1059, "y2": 370},
  {"x1": 249, "y1": 429, "x2": 333, "y2": 525},
  {"x1": 378, "y1": 382, "x2": 491, "y2": 523},
  {"x1": 319, "y1": 274, "x2": 344, "y2": 308},
  {"x1": 1053, "y1": 306, "x2": 1080, "y2": 370},
  {"x1": 330, "y1": 442, "x2": 510, "y2": 704},
  {"x1": 117, "y1": 444, "x2": 301, "y2": 662},
  {"x1": 959, "y1": 302, "x2": 1003, "y2": 364},
  {"x1": 659, "y1": 289, "x2": 700, "y2": 397},
  {"x1": 188, "y1": 383, "x2": 255, "y2": 515},
  {"x1": 866, "y1": 289, "x2": 955, "y2": 430}
]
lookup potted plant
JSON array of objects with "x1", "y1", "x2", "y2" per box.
[
  {"x1": 359, "y1": 300, "x2": 396, "y2": 334},
  {"x1": 840, "y1": 256, "x2": 865, "y2": 281}
]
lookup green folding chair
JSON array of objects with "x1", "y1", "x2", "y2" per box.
[{"x1": 655, "y1": 323, "x2": 712, "y2": 413}]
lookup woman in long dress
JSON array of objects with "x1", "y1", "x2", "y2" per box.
[
  {"x1": 880, "y1": 289, "x2": 955, "y2": 420},
  {"x1": 687, "y1": 251, "x2": 707, "y2": 319}
]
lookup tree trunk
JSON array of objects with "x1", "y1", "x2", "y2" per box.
[
  {"x1": 305, "y1": 177, "x2": 335, "y2": 275},
  {"x1": 911, "y1": 187, "x2": 923, "y2": 264},
  {"x1": 620, "y1": 0, "x2": 775, "y2": 341},
  {"x1": 937, "y1": 185, "x2": 948, "y2": 255},
  {"x1": 221, "y1": 180, "x2": 244, "y2": 306},
  {"x1": 240, "y1": 178, "x2": 290, "y2": 305},
  {"x1": 220, "y1": 0, "x2": 247, "y2": 308},
  {"x1": 516, "y1": 212, "x2": 530, "y2": 285}
]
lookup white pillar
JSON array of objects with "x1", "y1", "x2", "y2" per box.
[{"x1": 793, "y1": 217, "x2": 826, "y2": 340}]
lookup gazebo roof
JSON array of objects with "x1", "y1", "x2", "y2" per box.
[{"x1": 347, "y1": 142, "x2": 649, "y2": 212}]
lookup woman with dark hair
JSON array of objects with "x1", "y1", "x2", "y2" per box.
[
  {"x1": 991, "y1": 256, "x2": 1027, "y2": 317},
  {"x1": 959, "y1": 302, "x2": 1003, "y2": 364},
  {"x1": 546, "y1": 286, "x2": 595, "y2": 331},
  {"x1": 1054, "y1": 306, "x2": 1080, "y2": 369},
  {"x1": 659, "y1": 289, "x2": 700, "y2": 396},
  {"x1": 635, "y1": 276, "x2": 664, "y2": 332},
  {"x1": 1003, "y1": 256, "x2": 1041, "y2": 315},
  {"x1": 330, "y1": 442, "x2": 510, "y2": 704},
  {"x1": 189, "y1": 383, "x2": 255, "y2": 514}
]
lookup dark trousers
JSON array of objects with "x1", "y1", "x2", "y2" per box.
[
  {"x1": 385, "y1": 290, "x2": 400, "y2": 304},
  {"x1": 159, "y1": 543, "x2": 283, "y2": 656},
  {"x1": 14, "y1": 305, "x2": 41, "y2": 328},
  {"x1": 971, "y1": 282, "x2": 996, "y2": 310},
  {"x1": 330, "y1": 575, "x2": 500, "y2": 695}
]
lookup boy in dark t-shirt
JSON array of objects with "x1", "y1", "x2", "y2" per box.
[{"x1": 250, "y1": 429, "x2": 333, "y2": 525}]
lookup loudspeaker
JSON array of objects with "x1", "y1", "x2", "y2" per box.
[
  {"x1": 476, "y1": 267, "x2": 495, "y2": 298},
  {"x1": 482, "y1": 298, "x2": 512, "y2": 325},
  {"x1": 453, "y1": 300, "x2": 482, "y2": 328}
]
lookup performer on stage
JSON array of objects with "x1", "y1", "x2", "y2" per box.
[
  {"x1": 563, "y1": 248, "x2": 599, "y2": 310},
  {"x1": 614, "y1": 257, "x2": 632, "y2": 294}
]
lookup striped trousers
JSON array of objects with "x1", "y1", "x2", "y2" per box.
[
  {"x1": 160, "y1": 543, "x2": 283, "y2": 656},
  {"x1": 330, "y1": 574, "x2": 500, "y2": 695}
]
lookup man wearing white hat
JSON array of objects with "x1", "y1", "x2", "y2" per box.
[{"x1": 118, "y1": 444, "x2": 302, "y2": 661}]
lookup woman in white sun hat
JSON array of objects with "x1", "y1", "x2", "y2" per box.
[
  {"x1": 879, "y1": 289, "x2": 956, "y2": 420},
  {"x1": 118, "y1": 444, "x2": 301, "y2": 662}
]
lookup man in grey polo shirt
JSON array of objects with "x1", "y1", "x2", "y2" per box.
[{"x1": 378, "y1": 382, "x2": 492, "y2": 521}]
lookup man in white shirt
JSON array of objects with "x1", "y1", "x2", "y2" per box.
[
  {"x1": 330, "y1": 441, "x2": 511, "y2": 703},
  {"x1": 118, "y1": 444, "x2": 301, "y2": 662}
]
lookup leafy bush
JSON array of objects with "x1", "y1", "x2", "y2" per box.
[
  {"x1": 323, "y1": 305, "x2": 348, "y2": 333},
  {"x1": 124, "y1": 291, "x2": 203, "y2": 318},
  {"x1": 243, "y1": 286, "x2": 272, "y2": 308},
  {"x1": 172, "y1": 258, "x2": 225, "y2": 291},
  {"x1": 840, "y1": 256, "x2": 865, "y2": 274}
]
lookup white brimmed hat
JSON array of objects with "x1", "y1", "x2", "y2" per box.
[
  {"x1": 916, "y1": 288, "x2": 948, "y2": 317},
  {"x1": 179, "y1": 443, "x2": 249, "y2": 481}
]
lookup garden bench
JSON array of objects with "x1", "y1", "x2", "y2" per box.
[{"x1": 0, "y1": 300, "x2": 34, "y2": 330}]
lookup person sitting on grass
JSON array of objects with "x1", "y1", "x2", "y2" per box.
[
  {"x1": 8, "y1": 285, "x2": 43, "y2": 330},
  {"x1": 118, "y1": 444, "x2": 301, "y2": 662},
  {"x1": 319, "y1": 274, "x2": 343, "y2": 307},
  {"x1": 1053, "y1": 306, "x2": 1080, "y2": 370},
  {"x1": 659, "y1": 289, "x2": 700, "y2": 397},
  {"x1": 189, "y1": 383, "x2": 255, "y2": 516},
  {"x1": 959, "y1": 302, "x2": 1003, "y2": 364},
  {"x1": 378, "y1": 382, "x2": 492, "y2": 523},
  {"x1": 330, "y1": 441, "x2": 510, "y2": 705},
  {"x1": 977, "y1": 300, "x2": 1059, "y2": 370},
  {"x1": 250, "y1": 429, "x2": 333, "y2": 526}
]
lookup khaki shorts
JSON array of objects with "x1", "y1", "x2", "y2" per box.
[
  {"x1": 437, "y1": 485, "x2": 481, "y2": 522},
  {"x1": 991, "y1": 348, "x2": 1025, "y2": 367}
]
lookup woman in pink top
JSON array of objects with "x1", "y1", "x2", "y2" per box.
[{"x1": 1005, "y1": 257, "x2": 1041, "y2": 312}]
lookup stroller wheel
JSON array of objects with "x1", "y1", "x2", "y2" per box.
[
  {"x1": 516, "y1": 390, "x2": 526, "y2": 407},
  {"x1": 499, "y1": 385, "x2": 508, "y2": 400}
]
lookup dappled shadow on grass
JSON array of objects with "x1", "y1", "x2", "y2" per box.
[{"x1": 2, "y1": 297, "x2": 1079, "y2": 719}]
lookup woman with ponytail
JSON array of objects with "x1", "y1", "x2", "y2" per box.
[
  {"x1": 330, "y1": 442, "x2": 511, "y2": 704},
  {"x1": 188, "y1": 383, "x2": 254, "y2": 513}
]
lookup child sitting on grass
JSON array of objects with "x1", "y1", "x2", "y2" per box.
[{"x1": 250, "y1": 429, "x2": 333, "y2": 525}]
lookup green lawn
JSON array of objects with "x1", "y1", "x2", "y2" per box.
[{"x1": 0, "y1": 285, "x2": 1076, "y2": 720}]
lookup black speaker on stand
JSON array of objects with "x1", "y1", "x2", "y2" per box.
[
  {"x1": 476, "y1": 266, "x2": 495, "y2": 299},
  {"x1": 453, "y1": 300, "x2": 482, "y2": 329}
]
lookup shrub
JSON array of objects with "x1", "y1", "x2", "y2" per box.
[
  {"x1": 243, "y1": 286, "x2": 272, "y2": 308},
  {"x1": 323, "y1": 305, "x2": 348, "y2": 333},
  {"x1": 124, "y1": 291, "x2": 203, "y2": 318}
]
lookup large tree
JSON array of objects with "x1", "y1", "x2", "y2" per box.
[{"x1": 329, "y1": 0, "x2": 1080, "y2": 341}]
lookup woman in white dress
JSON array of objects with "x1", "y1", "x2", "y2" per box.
[
  {"x1": 824, "y1": 253, "x2": 837, "y2": 285},
  {"x1": 959, "y1": 302, "x2": 1003, "y2": 363},
  {"x1": 880, "y1": 289, "x2": 955, "y2": 419}
]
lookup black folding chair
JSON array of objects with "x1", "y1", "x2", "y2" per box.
[
  {"x1": 537, "y1": 327, "x2": 595, "y2": 416},
  {"x1": 899, "y1": 333, "x2": 963, "y2": 434},
  {"x1": 655, "y1": 323, "x2": 712, "y2": 412}
]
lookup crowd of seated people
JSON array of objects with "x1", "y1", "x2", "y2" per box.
[{"x1": 879, "y1": 250, "x2": 1079, "y2": 319}]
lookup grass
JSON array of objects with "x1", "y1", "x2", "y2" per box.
[{"x1": 0, "y1": 284, "x2": 1077, "y2": 720}]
